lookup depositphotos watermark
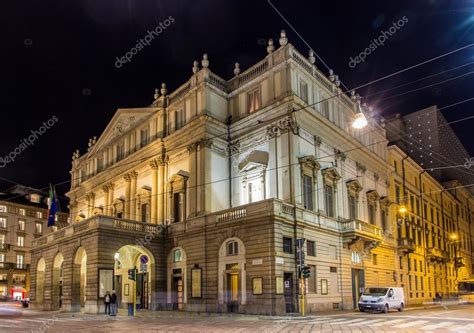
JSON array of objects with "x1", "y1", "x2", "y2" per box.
[
  {"x1": 115, "y1": 16, "x2": 175, "y2": 68},
  {"x1": 0, "y1": 115, "x2": 59, "y2": 168},
  {"x1": 348, "y1": 16, "x2": 408, "y2": 68},
  {"x1": 30, "y1": 315, "x2": 59, "y2": 333}
]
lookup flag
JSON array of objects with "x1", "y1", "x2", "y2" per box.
[{"x1": 47, "y1": 185, "x2": 58, "y2": 227}]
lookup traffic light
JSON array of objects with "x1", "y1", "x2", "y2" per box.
[
  {"x1": 301, "y1": 265, "x2": 311, "y2": 279},
  {"x1": 128, "y1": 268, "x2": 136, "y2": 281}
]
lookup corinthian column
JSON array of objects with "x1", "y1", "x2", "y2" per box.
[
  {"x1": 150, "y1": 160, "x2": 159, "y2": 224},
  {"x1": 102, "y1": 185, "x2": 109, "y2": 216},
  {"x1": 124, "y1": 174, "x2": 132, "y2": 219},
  {"x1": 130, "y1": 171, "x2": 138, "y2": 221},
  {"x1": 108, "y1": 183, "x2": 115, "y2": 216}
]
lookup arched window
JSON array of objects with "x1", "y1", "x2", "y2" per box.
[
  {"x1": 173, "y1": 249, "x2": 183, "y2": 263},
  {"x1": 227, "y1": 241, "x2": 239, "y2": 256}
]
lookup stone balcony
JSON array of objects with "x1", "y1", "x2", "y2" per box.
[
  {"x1": 32, "y1": 215, "x2": 164, "y2": 249},
  {"x1": 397, "y1": 237, "x2": 416, "y2": 254},
  {"x1": 426, "y1": 247, "x2": 450, "y2": 263},
  {"x1": 340, "y1": 219, "x2": 383, "y2": 247}
]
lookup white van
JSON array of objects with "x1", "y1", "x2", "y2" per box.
[{"x1": 358, "y1": 287, "x2": 405, "y2": 313}]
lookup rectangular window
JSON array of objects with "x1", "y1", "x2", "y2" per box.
[
  {"x1": 0, "y1": 205, "x2": 6, "y2": 213},
  {"x1": 248, "y1": 88, "x2": 261, "y2": 113},
  {"x1": 17, "y1": 236, "x2": 24, "y2": 247},
  {"x1": 393, "y1": 160, "x2": 398, "y2": 173},
  {"x1": 329, "y1": 245, "x2": 337, "y2": 259},
  {"x1": 373, "y1": 254, "x2": 378, "y2": 265},
  {"x1": 175, "y1": 109, "x2": 184, "y2": 130},
  {"x1": 36, "y1": 211, "x2": 43, "y2": 219},
  {"x1": 381, "y1": 209, "x2": 387, "y2": 231},
  {"x1": 324, "y1": 184, "x2": 334, "y2": 217},
  {"x1": 116, "y1": 143, "x2": 124, "y2": 162},
  {"x1": 303, "y1": 175, "x2": 313, "y2": 210},
  {"x1": 0, "y1": 235, "x2": 4, "y2": 248},
  {"x1": 140, "y1": 127, "x2": 149, "y2": 147},
  {"x1": 19, "y1": 208, "x2": 26, "y2": 216},
  {"x1": 283, "y1": 237, "x2": 292, "y2": 254},
  {"x1": 173, "y1": 193, "x2": 181, "y2": 223},
  {"x1": 307, "y1": 240, "x2": 316, "y2": 257},
  {"x1": 35, "y1": 222, "x2": 43, "y2": 234},
  {"x1": 18, "y1": 219, "x2": 25, "y2": 231},
  {"x1": 399, "y1": 256, "x2": 403, "y2": 269},
  {"x1": 300, "y1": 80, "x2": 308, "y2": 103},
  {"x1": 0, "y1": 217, "x2": 6, "y2": 228},
  {"x1": 321, "y1": 99, "x2": 330, "y2": 118},
  {"x1": 247, "y1": 183, "x2": 253, "y2": 203},
  {"x1": 395, "y1": 185, "x2": 401, "y2": 204},
  {"x1": 368, "y1": 203, "x2": 376, "y2": 225},
  {"x1": 16, "y1": 254, "x2": 24, "y2": 269},
  {"x1": 348, "y1": 195, "x2": 357, "y2": 220}
]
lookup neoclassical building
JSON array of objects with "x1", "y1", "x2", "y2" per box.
[{"x1": 30, "y1": 31, "x2": 473, "y2": 315}]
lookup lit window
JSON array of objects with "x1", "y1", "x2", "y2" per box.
[
  {"x1": 351, "y1": 252, "x2": 362, "y2": 263},
  {"x1": 248, "y1": 88, "x2": 261, "y2": 113},
  {"x1": 0, "y1": 217, "x2": 6, "y2": 228},
  {"x1": 16, "y1": 255, "x2": 24, "y2": 269},
  {"x1": 19, "y1": 208, "x2": 26, "y2": 216},
  {"x1": 0, "y1": 205, "x2": 6, "y2": 213},
  {"x1": 30, "y1": 194, "x2": 41, "y2": 203},
  {"x1": 36, "y1": 211, "x2": 43, "y2": 219},
  {"x1": 18, "y1": 219, "x2": 25, "y2": 231},
  {"x1": 17, "y1": 236, "x2": 25, "y2": 247},
  {"x1": 35, "y1": 223, "x2": 43, "y2": 234},
  {"x1": 227, "y1": 241, "x2": 239, "y2": 256},
  {"x1": 52, "y1": 226, "x2": 58, "y2": 232},
  {"x1": 173, "y1": 249, "x2": 183, "y2": 262},
  {"x1": 246, "y1": 180, "x2": 262, "y2": 204}
]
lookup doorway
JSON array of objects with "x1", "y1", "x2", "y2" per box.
[
  {"x1": 226, "y1": 272, "x2": 239, "y2": 312},
  {"x1": 172, "y1": 275, "x2": 184, "y2": 310},
  {"x1": 284, "y1": 273, "x2": 294, "y2": 313},
  {"x1": 351, "y1": 268, "x2": 365, "y2": 309}
]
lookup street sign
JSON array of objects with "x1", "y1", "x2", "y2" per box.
[{"x1": 140, "y1": 255, "x2": 149, "y2": 265}]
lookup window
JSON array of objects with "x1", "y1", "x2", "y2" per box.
[
  {"x1": 348, "y1": 194, "x2": 357, "y2": 220},
  {"x1": 248, "y1": 88, "x2": 260, "y2": 113},
  {"x1": 0, "y1": 235, "x2": 4, "y2": 248},
  {"x1": 36, "y1": 211, "x2": 43, "y2": 219},
  {"x1": 17, "y1": 236, "x2": 24, "y2": 247},
  {"x1": 30, "y1": 194, "x2": 41, "y2": 203},
  {"x1": 0, "y1": 205, "x2": 6, "y2": 213},
  {"x1": 16, "y1": 254, "x2": 24, "y2": 269},
  {"x1": 116, "y1": 143, "x2": 124, "y2": 162},
  {"x1": 141, "y1": 203, "x2": 149, "y2": 223},
  {"x1": 299, "y1": 80, "x2": 308, "y2": 103},
  {"x1": 393, "y1": 160, "x2": 398, "y2": 173},
  {"x1": 408, "y1": 257, "x2": 411, "y2": 271},
  {"x1": 399, "y1": 256, "x2": 403, "y2": 269},
  {"x1": 140, "y1": 127, "x2": 149, "y2": 147},
  {"x1": 248, "y1": 182, "x2": 253, "y2": 203},
  {"x1": 368, "y1": 203, "x2": 376, "y2": 225},
  {"x1": 35, "y1": 222, "x2": 43, "y2": 234},
  {"x1": 0, "y1": 217, "x2": 6, "y2": 228},
  {"x1": 19, "y1": 208, "x2": 26, "y2": 216},
  {"x1": 173, "y1": 193, "x2": 182, "y2": 223},
  {"x1": 395, "y1": 185, "x2": 401, "y2": 204},
  {"x1": 307, "y1": 241, "x2": 316, "y2": 257},
  {"x1": 330, "y1": 267, "x2": 337, "y2": 273},
  {"x1": 372, "y1": 254, "x2": 378, "y2": 265},
  {"x1": 0, "y1": 254, "x2": 5, "y2": 266},
  {"x1": 303, "y1": 175, "x2": 313, "y2": 210},
  {"x1": 321, "y1": 99, "x2": 330, "y2": 118},
  {"x1": 175, "y1": 109, "x2": 184, "y2": 130},
  {"x1": 18, "y1": 219, "x2": 25, "y2": 231},
  {"x1": 352, "y1": 252, "x2": 362, "y2": 263},
  {"x1": 324, "y1": 184, "x2": 334, "y2": 217},
  {"x1": 283, "y1": 237, "x2": 292, "y2": 254},
  {"x1": 52, "y1": 225, "x2": 58, "y2": 232},
  {"x1": 381, "y1": 209, "x2": 387, "y2": 231},
  {"x1": 173, "y1": 249, "x2": 183, "y2": 262},
  {"x1": 227, "y1": 241, "x2": 239, "y2": 256},
  {"x1": 329, "y1": 245, "x2": 337, "y2": 259}
]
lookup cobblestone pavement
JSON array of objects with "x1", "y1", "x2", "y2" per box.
[{"x1": 0, "y1": 304, "x2": 472, "y2": 332}]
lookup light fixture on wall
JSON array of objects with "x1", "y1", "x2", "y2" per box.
[{"x1": 352, "y1": 102, "x2": 368, "y2": 129}]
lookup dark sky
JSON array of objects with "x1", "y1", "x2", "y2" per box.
[{"x1": 1, "y1": 0, "x2": 474, "y2": 196}]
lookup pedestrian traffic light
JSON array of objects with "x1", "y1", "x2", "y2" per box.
[
  {"x1": 301, "y1": 265, "x2": 311, "y2": 279},
  {"x1": 128, "y1": 268, "x2": 136, "y2": 281}
]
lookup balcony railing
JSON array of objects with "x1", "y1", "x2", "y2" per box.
[
  {"x1": 340, "y1": 219, "x2": 383, "y2": 243},
  {"x1": 397, "y1": 238, "x2": 416, "y2": 254},
  {"x1": 427, "y1": 247, "x2": 450, "y2": 263}
]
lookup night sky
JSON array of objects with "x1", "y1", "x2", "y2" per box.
[{"x1": 1, "y1": 0, "x2": 474, "y2": 197}]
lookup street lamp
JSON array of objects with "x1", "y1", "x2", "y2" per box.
[
  {"x1": 352, "y1": 102, "x2": 368, "y2": 129},
  {"x1": 398, "y1": 205, "x2": 408, "y2": 215},
  {"x1": 114, "y1": 252, "x2": 120, "y2": 260}
]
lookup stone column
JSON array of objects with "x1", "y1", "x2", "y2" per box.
[
  {"x1": 130, "y1": 171, "x2": 138, "y2": 221},
  {"x1": 150, "y1": 160, "x2": 159, "y2": 224},
  {"x1": 158, "y1": 163, "x2": 166, "y2": 224},
  {"x1": 124, "y1": 174, "x2": 131, "y2": 219},
  {"x1": 187, "y1": 142, "x2": 198, "y2": 217},
  {"x1": 197, "y1": 141, "x2": 207, "y2": 214},
  {"x1": 108, "y1": 183, "x2": 115, "y2": 216},
  {"x1": 102, "y1": 186, "x2": 109, "y2": 216}
]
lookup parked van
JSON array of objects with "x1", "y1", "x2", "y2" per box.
[{"x1": 358, "y1": 287, "x2": 405, "y2": 313}]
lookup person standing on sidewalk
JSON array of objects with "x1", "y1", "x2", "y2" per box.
[
  {"x1": 104, "y1": 291, "x2": 111, "y2": 315},
  {"x1": 110, "y1": 290, "x2": 117, "y2": 316}
]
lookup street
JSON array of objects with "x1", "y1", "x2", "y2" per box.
[{"x1": 0, "y1": 305, "x2": 473, "y2": 333}]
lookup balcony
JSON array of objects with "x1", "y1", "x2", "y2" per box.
[
  {"x1": 426, "y1": 247, "x2": 450, "y2": 263},
  {"x1": 340, "y1": 219, "x2": 383, "y2": 248},
  {"x1": 397, "y1": 238, "x2": 416, "y2": 254},
  {"x1": 455, "y1": 257, "x2": 466, "y2": 268}
]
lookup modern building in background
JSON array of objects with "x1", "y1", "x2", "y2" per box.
[
  {"x1": 0, "y1": 185, "x2": 69, "y2": 299},
  {"x1": 386, "y1": 106, "x2": 474, "y2": 194},
  {"x1": 29, "y1": 31, "x2": 473, "y2": 315}
]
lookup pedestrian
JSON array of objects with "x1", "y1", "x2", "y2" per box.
[
  {"x1": 104, "y1": 291, "x2": 111, "y2": 315},
  {"x1": 136, "y1": 292, "x2": 141, "y2": 311},
  {"x1": 110, "y1": 290, "x2": 117, "y2": 316}
]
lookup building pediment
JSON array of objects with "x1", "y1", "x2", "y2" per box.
[
  {"x1": 87, "y1": 108, "x2": 159, "y2": 157},
  {"x1": 346, "y1": 179, "x2": 362, "y2": 195},
  {"x1": 238, "y1": 151, "x2": 269, "y2": 172},
  {"x1": 366, "y1": 190, "x2": 381, "y2": 202}
]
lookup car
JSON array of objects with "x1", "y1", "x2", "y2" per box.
[{"x1": 358, "y1": 287, "x2": 405, "y2": 313}]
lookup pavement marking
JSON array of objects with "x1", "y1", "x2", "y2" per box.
[
  {"x1": 369, "y1": 318, "x2": 406, "y2": 326},
  {"x1": 449, "y1": 323, "x2": 474, "y2": 332},
  {"x1": 394, "y1": 320, "x2": 429, "y2": 328},
  {"x1": 348, "y1": 319, "x2": 385, "y2": 326},
  {"x1": 421, "y1": 321, "x2": 455, "y2": 330},
  {"x1": 329, "y1": 318, "x2": 366, "y2": 325}
]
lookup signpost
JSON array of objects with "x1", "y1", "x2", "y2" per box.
[{"x1": 128, "y1": 267, "x2": 137, "y2": 316}]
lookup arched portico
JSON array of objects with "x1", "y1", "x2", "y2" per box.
[
  {"x1": 52, "y1": 252, "x2": 64, "y2": 310},
  {"x1": 36, "y1": 258, "x2": 46, "y2": 308},
  {"x1": 72, "y1": 247, "x2": 87, "y2": 312}
]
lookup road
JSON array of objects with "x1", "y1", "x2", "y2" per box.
[{"x1": 0, "y1": 304, "x2": 473, "y2": 332}]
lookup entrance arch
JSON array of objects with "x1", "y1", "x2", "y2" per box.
[
  {"x1": 167, "y1": 247, "x2": 187, "y2": 309},
  {"x1": 72, "y1": 247, "x2": 87, "y2": 312},
  {"x1": 36, "y1": 258, "x2": 46, "y2": 308},
  {"x1": 52, "y1": 253, "x2": 64, "y2": 310},
  {"x1": 114, "y1": 245, "x2": 155, "y2": 311}
]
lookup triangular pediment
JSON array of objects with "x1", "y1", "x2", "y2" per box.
[{"x1": 87, "y1": 107, "x2": 159, "y2": 156}]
